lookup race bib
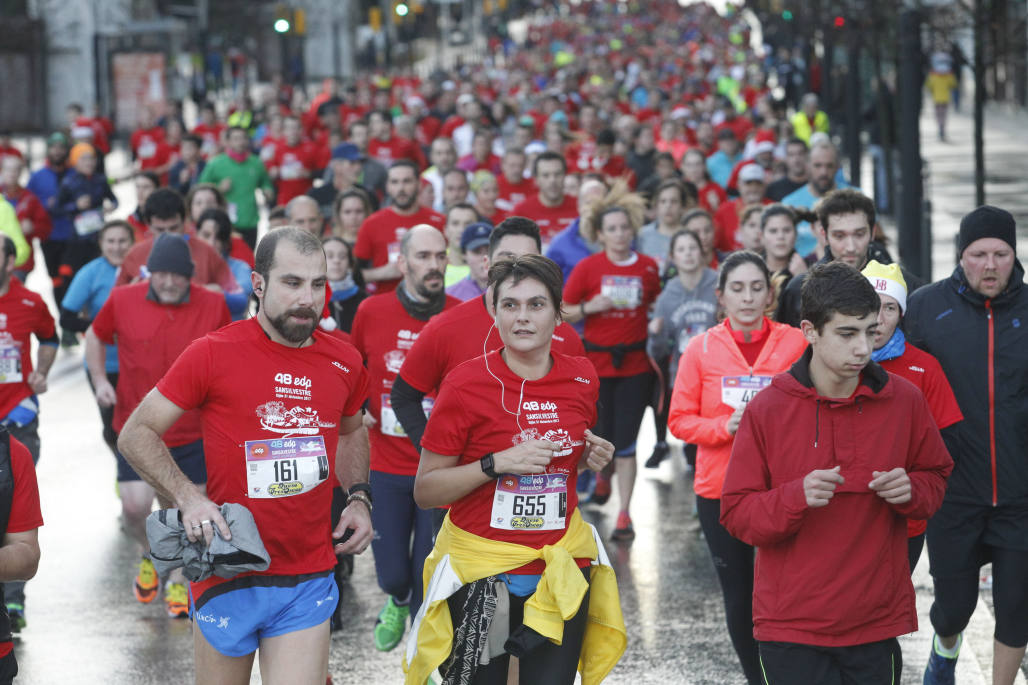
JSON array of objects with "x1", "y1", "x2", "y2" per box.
[
  {"x1": 74, "y1": 209, "x2": 104, "y2": 236},
  {"x1": 227, "y1": 203, "x2": 238, "y2": 223},
  {"x1": 138, "y1": 140, "x2": 156, "y2": 159},
  {"x1": 379, "y1": 394, "x2": 433, "y2": 438},
  {"x1": 720, "y1": 376, "x2": 772, "y2": 410},
  {"x1": 0, "y1": 345, "x2": 22, "y2": 384},
  {"x1": 280, "y1": 160, "x2": 304, "y2": 180},
  {"x1": 245, "y1": 436, "x2": 329, "y2": 498},
  {"x1": 387, "y1": 241, "x2": 401, "y2": 264},
  {"x1": 490, "y1": 473, "x2": 568, "y2": 531},
  {"x1": 600, "y1": 275, "x2": 643, "y2": 310}
]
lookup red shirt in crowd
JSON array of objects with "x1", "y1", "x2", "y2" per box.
[
  {"x1": 496, "y1": 175, "x2": 534, "y2": 213},
  {"x1": 192, "y1": 123, "x2": 225, "y2": 159},
  {"x1": 563, "y1": 251, "x2": 661, "y2": 377},
  {"x1": 353, "y1": 206, "x2": 445, "y2": 294},
  {"x1": 116, "y1": 235, "x2": 239, "y2": 294},
  {"x1": 367, "y1": 136, "x2": 423, "y2": 170},
  {"x1": 0, "y1": 437, "x2": 42, "y2": 658},
  {"x1": 398, "y1": 295, "x2": 586, "y2": 395},
  {"x1": 879, "y1": 343, "x2": 964, "y2": 537},
  {"x1": 0, "y1": 279, "x2": 56, "y2": 420},
  {"x1": 350, "y1": 291, "x2": 459, "y2": 476},
  {"x1": 421, "y1": 350, "x2": 598, "y2": 573},
  {"x1": 270, "y1": 142, "x2": 320, "y2": 206},
  {"x1": 92, "y1": 282, "x2": 229, "y2": 444},
  {"x1": 697, "y1": 180, "x2": 728, "y2": 212},
  {"x1": 156, "y1": 319, "x2": 369, "y2": 599},
  {"x1": 130, "y1": 126, "x2": 166, "y2": 162},
  {"x1": 510, "y1": 194, "x2": 579, "y2": 244},
  {"x1": 229, "y1": 235, "x2": 255, "y2": 269},
  {"x1": 714, "y1": 197, "x2": 772, "y2": 253}
]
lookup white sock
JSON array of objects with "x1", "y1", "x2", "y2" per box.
[{"x1": 934, "y1": 633, "x2": 962, "y2": 659}]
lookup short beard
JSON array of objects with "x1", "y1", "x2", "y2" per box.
[
  {"x1": 414, "y1": 271, "x2": 445, "y2": 300},
  {"x1": 269, "y1": 307, "x2": 318, "y2": 343}
]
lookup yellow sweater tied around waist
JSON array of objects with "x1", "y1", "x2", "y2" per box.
[{"x1": 403, "y1": 508, "x2": 626, "y2": 685}]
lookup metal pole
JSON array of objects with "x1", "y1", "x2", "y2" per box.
[
  {"x1": 974, "y1": 0, "x2": 986, "y2": 206},
  {"x1": 846, "y1": 38, "x2": 861, "y2": 190},
  {"x1": 898, "y1": 9, "x2": 927, "y2": 279}
]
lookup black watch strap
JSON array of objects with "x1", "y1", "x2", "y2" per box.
[
  {"x1": 348, "y1": 482, "x2": 373, "y2": 503},
  {"x1": 480, "y1": 453, "x2": 500, "y2": 479}
]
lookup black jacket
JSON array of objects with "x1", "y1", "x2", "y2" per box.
[
  {"x1": 905, "y1": 261, "x2": 1028, "y2": 508},
  {"x1": 776, "y1": 243, "x2": 925, "y2": 328}
]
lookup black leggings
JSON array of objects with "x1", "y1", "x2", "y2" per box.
[
  {"x1": 908, "y1": 533, "x2": 925, "y2": 575},
  {"x1": 446, "y1": 567, "x2": 591, "y2": 685},
  {"x1": 696, "y1": 495, "x2": 761, "y2": 685},
  {"x1": 930, "y1": 546, "x2": 1028, "y2": 647},
  {"x1": 649, "y1": 356, "x2": 670, "y2": 444},
  {"x1": 86, "y1": 371, "x2": 119, "y2": 455}
]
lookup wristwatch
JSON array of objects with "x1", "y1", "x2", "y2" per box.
[
  {"x1": 480, "y1": 453, "x2": 500, "y2": 479},
  {"x1": 348, "y1": 482, "x2": 373, "y2": 503}
]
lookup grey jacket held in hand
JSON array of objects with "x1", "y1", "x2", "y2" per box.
[{"x1": 146, "y1": 502, "x2": 270, "y2": 582}]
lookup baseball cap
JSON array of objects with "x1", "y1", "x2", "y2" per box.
[
  {"x1": 47, "y1": 132, "x2": 69, "y2": 147},
  {"x1": 331, "y1": 143, "x2": 364, "y2": 162},
  {"x1": 460, "y1": 221, "x2": 493, "y2": 252}
]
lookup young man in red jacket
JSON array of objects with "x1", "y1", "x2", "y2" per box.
[{"x1": 720, "y1": 261, "x2": 953, "y2": 684}]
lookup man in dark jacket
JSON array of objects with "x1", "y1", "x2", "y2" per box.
[
  {"x1": 906, "y1": 205, "x2": 1028, "y2": 685},
  {"x1": 777, "y1": 189, "x2": 924, "y2": 327}
]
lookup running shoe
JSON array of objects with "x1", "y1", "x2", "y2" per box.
[
  {"x1": 6, "y1": 603, "x2": 24, "y2": 634},
  {"x1": 644, "y1": 442, "x2": 670, "y2": 469},
  {"x1": 611, "y1": 511, "x2": 635, "y2": 541},
  {"x1": 165, "y1": 582, "x2": 189, "y2": 618},
  {"x1": 923, "y1": 633, "x2": 960, "y2": 685},
  {"x1": 588, "y1": 474, "x2": 612, "y2": 506},
  {"x1": 373, "y1": 596, "x2": 409, "y2": 651},
  {"x1": 134, "y1": 557, "x2": 159, "y2": 604}
]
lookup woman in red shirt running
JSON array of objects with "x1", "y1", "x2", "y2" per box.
[
  {"x1": 668, "y1": 251, "x2": 808, "y2": 685},
  {"x1": 412, "y1": 255, "x2": 620, "y2": 684},
  {"x1": 563, "y1": 191, "x2": 661, "y2": 541}
]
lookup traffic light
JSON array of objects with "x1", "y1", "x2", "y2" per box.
[
  {"x1": 395, "y1": 2, "x2": 409, "y2": 18},
  {"x1": 782, "y1": 10, "x2": 793, "y2": 21},
  {"x1": 833, "y1": 15, "x2": 845, "y2": 28},
  {"x1": 274, "y1": 3, "x2": 290, "y2": 33}
]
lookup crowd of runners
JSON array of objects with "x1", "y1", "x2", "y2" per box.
[{"x1": 0, "y1": 1, "x2": 1021, "y2": 684}]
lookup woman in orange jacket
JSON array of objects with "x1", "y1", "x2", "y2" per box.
[{"x1": 668, "y1": 250, "x2": 807, "y2": 684}]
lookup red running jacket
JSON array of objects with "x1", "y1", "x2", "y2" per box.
[{"x1": 720, "y1": 348, "x2": 953, "y2": 647}]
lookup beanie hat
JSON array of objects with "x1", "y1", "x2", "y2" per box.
[
  {"x1": 862, "y1": 260, "x2": 908, "y2": 313},
  {"x1": 958, "y1": 205, "x2": 1016, "y2": 257},
  {"x1": 147, "y1": 233, "x2": 194, "y2": 279},
  {"x1": 68, "y1": 142, "x2": 95, "y2": 167}
]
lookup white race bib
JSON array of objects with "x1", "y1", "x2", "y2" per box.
[
  {"x1": 74, "y1": 209, "x2": 104, "y2": 236},
  {"x1": 720, "y1": 375, "x2": 772, "y2": 410},
  {"x1": 490, "y1": 473, "x2": 569, "y2": 531},
  {"x1": 600, "y1": 275, "x2": 643, "y2": 310},
  {"x1": 0, "y1": 345, "x2": 22, "y2": 384},
  {"x1": 387, "y1": 241, "x2": 401, "y2": 264},
  {"x1": 379, "y1": 394, "x2": 433, "y2": 438},
  {"x1": 245, "y1": 436, "x2": 329, "y2": 498}
]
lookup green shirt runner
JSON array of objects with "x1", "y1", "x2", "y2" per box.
[{"x1": 197, "y1": 154, "x2": 273, "y2": 231}]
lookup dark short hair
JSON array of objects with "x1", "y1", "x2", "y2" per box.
[
  {"x1": 786, "y1": 137, "x2": 809, "y2": 151},
  {"x1": 98, "y1": 219, "x2": 135, "y2": 244},
  {"x1": 369, "y1": 109, "x2": 392, "y2": 124},
  {"x1": 185, "y1": 183, "x2": 225, "y2": 220},
  {"x1": 654, "y1": 179, "x2": 698, "y2": 207},
  {"x1": 254, "y1": 226, "x2": 324, "y2": 280},
  {"x1": 760, "y1": 203, "x2": 796, "y2": 230},
  {"x1": 196, "y1": 208, "x2": 233, "y2": 247},
  {"x1": 143, "y1": 188, "x2": 185, "y2": 223},
  {"x1": 387, "y1": 159, "x2": 419, "y2": 179},
  {"x1": 268, "y1": 206, "x2": 288, "y2": 222},
  {"x1": 532, "y1": 150, "x2": 566, "y2": 178},
  {"x1": 682, "y1": 208, "x2": 713, "y2": 229},
  {"x1": 718, "y1": 250, "x2": 772, "y2": 292},
  {"x1": 596, "y1": 129, "x2": 617, "y2": 146},
  {"x1": 816, "y1": 188, "x2": 875, "y2": 233},
  {"x1": 669, "y1": 229, "x2": 702, "y2": 256},
  {"x1": 489, "y1": 216, "x2": 541, "y2": 257},
  {"x1": 488, "y1": 254, "x2": 564, "y2": 318},
  {"x1": 182, "y1": 134, "x2": 203, "y2": 148},
  {"x1": 654, "y1": 151, "x2": 676, "y2": 166},
  {"x1": 334, "y1": 187, "x2": 371, "y2": 218},
  {"x1": 136, "y1": 171, "x2": 160, "y2": 189},
  {"x1": 801, "y1": 261, "x2": 881, "y2": 332},
  {"x1": 226, "y1": 125, "x2": 248, "y2": 139},
  {"x1": 446, "y1": 202, "x2": 479, "y2": 219}
]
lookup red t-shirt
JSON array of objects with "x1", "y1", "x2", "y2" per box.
[
  {"x1": 350, "y1": 291, "x2": 459, "y2": 475},
  {"x1": 510, "y1": 194, "x2": 579, "y2": 244},
  {"x1": 91, "y1": 282, "x2": 230, "y2": 444},
  {"x1": 192, "y1": 123, "x2": 225, "y2": 159},
  {"x1": 421, "y1": 350, "x2": 598, "y2": 573},
  {"x1": 496, "y1": 175, "x2": 534, "y2": 212},
  {"x1": 116, "y1": 235, "x2": 239, "y2": 293},
  {"x1": 0, "y1": 280, "x2": 56, "y2": 420},
  {"x1": 156, "y1": 319, "x2": 369, "y2": 599},
  {"x1": 398, "y1": 295, "x2": 586, "y2": 395},
  {"x1": 0, "y1": 436, "x2": 42, "y2": 658},
  {"x1": 353, "y1": 206, "x2": 445, "y2": 294},
  {"x1": 229, "y1": 235, "x2": 255, "y2": 268},
  {"x1": 714, "y1": 197, "x2": 772, "y2": 253},
  {"x1": 131, "y1": 127, "x2": 166, "y2": 162},
  {"x1": 879, "y1": 343, "x2": 964, "y2": 538},
  {"x1": 367, "y1": 136, "x2": 423, "y2": 169},
  {"x1": 563, "y1": 252, "x2": 661, "y2": 377},
  {"x1": 270, "y1": 142, "x2": 319, "y2": 206},
  {"x1": 697, "y1": 180, "x2": 728, "y2": 212}
]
